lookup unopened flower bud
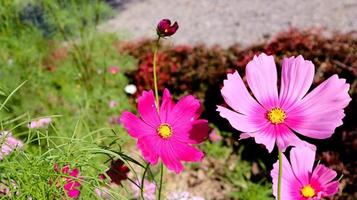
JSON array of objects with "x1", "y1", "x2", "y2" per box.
[{"x1": 156, "y1": 19, "x2": 178, "y2": 37}]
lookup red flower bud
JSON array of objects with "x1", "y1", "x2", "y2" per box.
[
  {"x1": 105, "y1": 159, "x2": 130, "y2": 185},
  {"x1": 156, "y1": 19, "x2": 178, "y2": 37}
]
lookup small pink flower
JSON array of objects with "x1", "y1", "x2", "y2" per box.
[
  {"x1": 208, "y1": 129, "x2": 222, "y2": 143},
  {"x1": 108, "y1": 66, "x2": 119, "y2": 74},
  {"x1": 0, "y1": 183, "x2": 10, "y2": 196},
  {"x1": 120, "y1": 89, "x2": 209, "y2": 173},
  {"x1": 218, "y1": 53, "x2": 351, "y2": 152},
  {"x1": 28, "y1": 118, "x2": 52, "y2": 129},
  {"x1": 271, "y1": 146, "x2": 339, "y2": 199},
  {"x1": 131, "y1": 180, "x2": 156, "y2": 200},
  {"x1": 109, "y1": 100, "x2": 118, "y2": 108},
  {"x1": 157, "y1": 19, "x2": 179, "y2": 37},
  {"x1": 54, "y1": 164, "x2": 82, "y2": 199},
  {"x1": 0, "y1": 131, "x2": 23, "y2": 160}
]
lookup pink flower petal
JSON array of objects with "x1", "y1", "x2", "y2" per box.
[
  {"x1": 274, "y1": 124, "x2": 306, "y2": 152},
  {"x1": 279, "y1": 56, "x2": 315, "y2": 110},
  {"x1": 172, "y1": 119, "x2": 208, "y2": 144},
  {"x1": 221, "y1": 71, "x2": 262, "y2": 115},
  {"x1": 170, "y1": 140, "x2": 204, "y2": 162},
  {"x1": 64, "y1": 181, "x2": 80, "y2": 191},
  {"x1": 246, "y1": 53, "x2": 279, "y2": 109},
  {"x1": 67, "y1": 189, "x2": 80, "y2": 199},
  {"x1": 187, "y1": 119, "x2": 209, "y2": 144},
  {"x1": 159, "y1": 88, "x2": 175, "y2": 122},
  {"x1": 322, "y1": 181, "x2": 339, "y2": 196},
  {"x1": 271, "y1": 152, "x2": 301, "y2": 200},
  {"x1": 167, "y1": 95, "x2": 200, "y2": 126},
  {"x1": 217, "y1": 106, "x2": 268, "y2": 133},
  {"x1": 120, "y1": 111, "x2": 155, "y2": 138},
  {"x1": 311, "y1": 164, "x2": 337, "y2": 186},
  {"x1": 62, "y1": 165, "x2": 70, "y2": 174},
  {"x1": 160, "y1": 141, "x2": 184, "y2": 174},
  {"x1": 69, "y1": 168, "x2": 79, "y2": 177},
  {"x1": 286, "y1": 75, "x2": 351, "y2": 139},
  {"x1": 137, "y1": 135, "x2": 161, "y2": 165},
  {"x1": 250, "y1": 125, "x2": 276, "y2": 153},
  {"x1": 138, "y1": 90, "x2": 161, "y2": 127},
  {"x1": 289, "y1": 146, "x2": 315, "y2": 185}
]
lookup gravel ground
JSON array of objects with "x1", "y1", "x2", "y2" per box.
[{"x1": 101, "y1": 0, "x2": 357, "y2": 47}]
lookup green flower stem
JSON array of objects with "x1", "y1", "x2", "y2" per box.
[
  {"x1": 153, "y1": 37, "x2": 161, "y2": 111},
  {"x1": 158, "y1": 162, "x2": 164, "y2": 200},
  {"x1": 278, "y1": 150, "x2": 283, "y2": 200},
  {"x1": 152, "y1": 37, "x2": 164, "y2": 199},
  {"x1": 141, "y1": 163, "x2": 150, "y2": 200}
]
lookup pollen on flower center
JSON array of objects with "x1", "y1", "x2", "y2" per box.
[
  {"x1": 267, "y1": 108, "x2": 286, "y2": 124},
  {"x1": 301, "y1": 184, "x2": 315, "y2": 198},
  {"x1": 157, "y1": 123, "x2": 172, "y2": 139}
]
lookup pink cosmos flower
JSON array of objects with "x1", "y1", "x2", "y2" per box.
[
  {"x1": 271, "y1": 146, "x2": 339, "y2": 199},
  {"x1": 208, "y1": 129, "x2": 222, "y2": 143},
  {"x1": 218, "y1": 53, "x2": 351, "y2": 152},
  {"x1": 131, "y1": 179, "x2": 156, "y2": 200},
  {"x1": 120, "y1": 89, "x2": 209, "y2": 173},
  {"x1": 108, "y1": 100, "x2": 118, "y2": 108},
  {"x1": 54, "y1": 164, "x2": 82, "y2": 199},
  {"x1": 0, "y1": 131, "x2": 23, "y2": 160},
  {"x1": 108, "y1": 66, "x2": 119, "y2": 74},
  {"x1": 28, "y1": 118, "x2": 52, "y2": 129}
]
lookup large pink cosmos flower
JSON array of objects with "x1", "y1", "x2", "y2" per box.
[
  {"x1": 120, "y1": 89, "x2": 208, "y2": 173},
  {"x1": 217, "y1": 53, "x2": 351, "y2": 152},
  {"x1": 271, "y1": 146, "x2": 339, "y2": 199}
]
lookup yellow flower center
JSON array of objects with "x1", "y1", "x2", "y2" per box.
[
  {"x1": 301, "y1": 184, "x2": 315, "y2": 198},
  {"x1": 267, "y1": 108, "x2": 286, "y2": 124},
  {"x1": 157, "y1": 123, "x2": 172, "y2": 139}
]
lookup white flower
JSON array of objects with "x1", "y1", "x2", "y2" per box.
[{"x1": 124, "y1": 84, "x2": 137, "y2": 95}]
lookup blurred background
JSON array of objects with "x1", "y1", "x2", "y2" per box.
[{"x1": 0, "y1": 0, "x2": 356, "y2": 199}]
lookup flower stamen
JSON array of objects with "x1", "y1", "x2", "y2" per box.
[
  {"x1": 157, "y1": 123, "x2": 172, "y2": 139},
  {"x1": 301, "y1": 184, "x2": 315, "y2": 198},
  {"x1": 267, "y1": 108, "x2": 286, "y2": 124}
]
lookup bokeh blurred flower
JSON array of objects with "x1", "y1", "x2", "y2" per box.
[
  {"x1": 208, "y1": 129, "x2": 222, "y2": 143},
  {"x1": 271, "y1": 146, "x2": 339, "y2": 199},
  {"x1": 103, "y1": 159, "x2": 130, "y2": 185},
  {"x1": 28, "y1": 118, "x2": 52, "y2": 129},
  {"x1": 0, "y1": 131, "x2": 23, "y2": 160},
  {"x1": 108, "y1": 66, "x2": 119, "y2": 74},
  {"x1": 108, "y1": 116, "x2": 121, "y2": 125},
  {"x1": 167, "y1": 191, "x2": 205, "y2": 200},
  {"x1": 121, "y1": 89, "x2": 209, "y2": 173},
  {"x1": 157, "y1": 19, "x2": 179, "y2": 37},
  {"x1": 109, "y1": 100, "x2": 118, "y2": 108},
  {"x1": 95, "y1": 187, "x2": 111, "y2": 200},
  {"x1": 54, "y1": 164, "x2": 82, "y2": 199},
  {"x1": 124, "y1": 84, "x2": 137, "y2": 95},
  {"x1": 0, "y1": 183, "x2": 10, "y2": 196},
  {"x1": 218, "y1": 53, "x2": 351, "y2": 152},
  {"x1": 131, "y1": 179, "x2": 156, "y2": 200}
]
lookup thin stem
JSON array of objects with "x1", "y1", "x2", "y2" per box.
[
  {"x1": 158, "y1": 162, "x2": 164, "y2": 200},
  {"x1": 140, "y1": 163, "x2": 150, "y2": 200},
  {"x1": 278, "y1": 150, "x2": 283, "y2": 200},
  {"x1": 152, "y1": 37, "x2": 161, "y2": 110}
]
